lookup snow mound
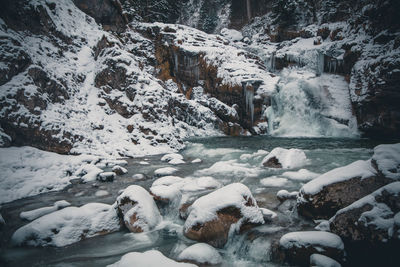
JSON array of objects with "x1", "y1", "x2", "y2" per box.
[
  {"x1": 262, "y1": 147, "x2": 308, "y2": 169},
  {"x1": 161, "y1": 153, "x2": 185, "y2": 165},
  {"x1": 20, "y1": 200, "x2": 71, "y2": 221},
  {"x1": 301, "y1": 160, "x2": 376, "y2": 195},
  {"x1": 280, "y1": 231, "x2": 344, "y2": 250},
  {"x1": 196, "y1": 159, "x2": 262, "y2": 177},
  {"x1": 154, "y1": 167, "x2": 178, "y2": 177},
  {"x1": 108, "y1": 250, "x2": 196, "y2": 267},
  {"x1": 372, "y1": 143, "x2": 400, "y2": 180},
  {"x1": 150, "y1": 176, "x2": 221, "y2": 202},
  {"x1": 116, "y1": 185, "x2": 161, "y2": 232},
  {"x1": 12, "y1": 203, "x2": 120, "y2": 247},
  {"x1": 184, "y1": 183, "x2": 264, "y2": 230},
  {"x1": 310, "y1": 254, "x2": 341, "y2": 267},
  {"x1": 95, "y1": 190, "x2": 109, "y2": 197},
  {"x1": 277, "y1": 190, "x2": 298, "y2": 200},
  {"x1": 75, "y1": 164, "x2": 103, "y2": 182},
  {"x1": 220, "y1": 28, "x2": 243, "y2": 42},
  {"x1": 282, "y1": 169, "x2": 320, "y2": 181},
  {"x1": 0, "y1": 146, "x2": 100, "y2": 204},
  {"x1": 260, "y1": 176, "x2": 289, "y2": 187},
  {"x1": 177, "y1": 243, "x2": 222, "y2": 265}
]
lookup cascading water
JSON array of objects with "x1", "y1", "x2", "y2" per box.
[{"x1": 265, "y1": 69, "x2": 358, "y2": 137}]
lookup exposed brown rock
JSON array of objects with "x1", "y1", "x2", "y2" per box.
[{"x1": 263, "y1": 156, "x2": 282, "y2": 168}]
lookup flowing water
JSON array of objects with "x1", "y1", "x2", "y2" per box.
[{"x1": 1, "y1": 136, "x2": 395, "y2": 267}]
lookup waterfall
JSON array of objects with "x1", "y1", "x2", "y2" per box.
[
  {"x1": 265, "y1": 69, "x2": 358, "y2": 137},
  {"x1": 173, "y1": 52, "x2": 179, "y2": 73},
  {"x1": 270, "y1": 52, "x2": 276, "y2": 72},
  {"x1": 244, "y1": 83, "x2": 254, "y2": 125}
]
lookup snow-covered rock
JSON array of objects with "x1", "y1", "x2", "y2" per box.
[
  {"x1": 108, "y1": 250, "x2": 196, "y2": 267},
  {"x1": 262, "y1": 148, "x2": 308, "y2": 169},
  {"x1": 260, "y1": 176, "x2": 289, "y2": 187},
  {"x1": 97, "y1": 172, "x2": 116, "y2": 182},
  {"x1": 177, "y1": 243, "x2": 223, "y2": 265},
  {"x1": 112, "y1": 165, "x2": 128, "y2": 175},
  {"x1": 310, "y1": 254, "x2": 341, "y2": 267},
  {"x1": 154, "y1": 167, "x2": 178, "y2": 177},
  {"x1": 297, "y1": 158, "x2": 392, "y2": 219},
  {"x1": 161, "y1": 153, "x2": 185, "y2": 165},
  {"x1": 115, "y1": 185, "x2": 161, "y2": 233},
  {"x1": 150, "y1": 176, "x2": 222, "y2": 204},
  {"x1": 277, "y1": 190, "x2": 298, "y2": 201},
  {"x1": 276, "y1": 231, "x2": 344, "y2": 266},
  {"x1": 220, "y1": 28, "x2": 243, "y2": 42},
  {"x1": 372, "y1": 143, "x2": 400, "y2": 180},
  {"x1": 330, "y1": 181, "x2": 400, "y2": 244},
  {"x1": 184, "y1": 183, "x2": 264, "y2": 248},
  {"x1": 95, "y1": 190, "x2": 109, "y2": 197},
  {"x1": 131, "y1": 173, "x2": 148, "y2": 181},
  {"x1": 12, "y1": 203, "x2": 120, "y2": 247},
  {"x1": 260, "y1": 208, "x2": 278, "y2": 221},
  {"x1": 20, "y1": 200, "x2": 71, "y2": 221},
  {"x1": 191, "y1": 158, "x2": 202, "y2": 163},
  {"x1": 282, "y1": 169, "x2": 320, "y2": 181},
  {"x1": 75, "y1": 164, "x2": 104, "y2": 182}
]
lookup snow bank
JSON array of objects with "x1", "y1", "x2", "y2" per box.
[
  {"x1": 177, "y1": 243, "x2": 222, "y2": 265},
  {"x1": 12, "y1": 203, "x2": 120, "y2": 247},
  {"x1": 279, "y1": 231, "x2": 344, "y2": 250},
  {"x1": 108, "y1": 250, "x2": 196, "y2": 267},
  {"x1": 301, "y1": 160, "x2": 376, "y2": 195},
  {"x1": 20, "y1": 200, "x2": 71, "y2": 221},
  {"x1": 372, "y1": 143, "x2": 400, "y2": 180},
  {"x1": 262, "y1": 148, "x2": 308, "y2": 169},
  {"x1": 310, "y1": 254, "x2": 341, "y2": 267},
  {"x1": 116, "y1": 185, "x2": 161, "y2": 232},
  {"x1": 282, "y1": 169, "x2": 320, "y2": 181},
  {"x1": 0, "y1": 146, "x2": 100, "y2": 204},
  {"x1": 184, "y1": 183, "x2": 264, "y2": 230}
]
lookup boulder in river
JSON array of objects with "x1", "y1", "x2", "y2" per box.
[
  {"x1": 329, "y1": 181, "x2": 400, "y2": 266},
  {"x1": 115, "y1": 185, "x2": 161, "y2": 233},
  {"x1": 273, "y1": 231, "x2": 344, "y2": 266},
  {"x1": 262, "y1": 147, "x2": 307, "y2": 169},
  {"x1": 183, "y1": 183, "x2": 264, "y2": 248},
  {"x1": 297, "y1": 143, "x2": 400, "y2": 219},
  {"x1": 97, "y1": 171, "x2": 116, "y2": 182},
  {"x1": 112, "y1": 165, "x2": 128, "y2": 175},
  {"x1": 177, "y1": 243, "x2": 222, "y2": 265}
]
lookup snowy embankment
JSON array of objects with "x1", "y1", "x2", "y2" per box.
[{"x1": 0, "y1": 146, "x2": 101, "y2": 204}]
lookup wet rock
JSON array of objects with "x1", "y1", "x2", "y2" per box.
[
  {"x1": 97, "y1": 172, "x2": 116, "y2": 182},
  {"x1": 183, "y1": 183, "x2": 264, "y2": 248},
  {"x1": 112, "y1": 165, "x2": 128, "y2": 175},
  {"x1": 262, "y1": 156, "x2": 282, "y2": 168},
  {"x1": 115, "y1": 185, "x2": 161, "y2": 233},
  {"x1": 310, "y1": 254, "x2": 341, "y2": 267},
  {"x1": 329, "y1": 182, "x2": 400, "y2": 266},
  {"x1": 274, "y1": 231, "x2": 344, "y2": 266}
]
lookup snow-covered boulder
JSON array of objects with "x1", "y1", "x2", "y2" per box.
[
  {"x1": 20, "y1": 200, "x2": 71, "y2": 221},
  {"x1": 131, "y1": 173, "x2": 148, "y2": 181},
  {"x1": 220, "y1": 28, "x2": 243, "y2": 42},
  {"x1": 183, "y1": 183, "x2": 264, "y2": 248},
  {"x1": 108, "y1": 250, "x2": 196, "y2": 267},
  {"x1": 282, "y1": 169, "x2": 320, "y2": 181},
  {"x1": 277, "y1": 190, "x2": 298, "y2": 202},
  {"x1": 97, "y1": 172, "x2": 116, "y2": 182},
  {"x1": 297, "y1": 158, "x2": 393, "y2": 219},
  {"x1": 310, "y1": 254, "x2": 341, "y2": 267},
  {"x1": 154, "y1": 167, "x2": 178, "y2": 177},
  {"x1": 161, "y1": 153, "x2": 185, "y2": 165},
  {"x1": 330, "y1": 181, "x2": 400, "y2": 245},
  {"x1": 75, "y1": 164, "x2": 104, "y2": 182},
  {"x1": 371, "y1": 143, "x2": 400, "y2": 180},
  {"x1": 115, "y1": 185, "x2": 161, "y2": 233},
  {"x1": 12, "y1": 203, "x2": 120, "y2": 247},
  {"x1": 262, "y1": 148, "x2": 307, "y2": 169},
  {"x1": 177, "y1": 243, "x2": 222, "y2": 265},
  {"x1": 150, "y1": 176, "x2": 221, "y2": 204},
  {"x1": 275, "y1": 231, "x2": 344, "y2": 266},
  {"x1": 112, "y1": 165, "x2": 128, "y2": 175}
]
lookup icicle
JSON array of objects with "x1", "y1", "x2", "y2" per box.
[
  {"x1": 244, "y1": 83, "x2": 254, "y2": 125},
  {"x1": 270, "y1": 52, "x2": 276, "y2": 71}
]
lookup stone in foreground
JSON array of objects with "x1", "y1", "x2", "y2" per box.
[{"x1": 183, "y1": 183, "x2": 264, "y2": 248}]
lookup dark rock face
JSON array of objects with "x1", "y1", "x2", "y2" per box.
[
  {"x1": 262, "y1": 156, "x2": 282, "y2": 168},
  {"x1": 184, "y1": 206, "x2": 243, "y2": 248},
  {"x1": 329, "y1": 182, "x2": 400, "y2": 267},
  {"x1": 272, "y1": 231, "x2": 345, "y2": 266},
  {"x1": 72, "y1": 0, "x2": 127, "y2": 32},
  {"x1": 298, "y1": 175, "x2": 392, "y2": 220}
]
